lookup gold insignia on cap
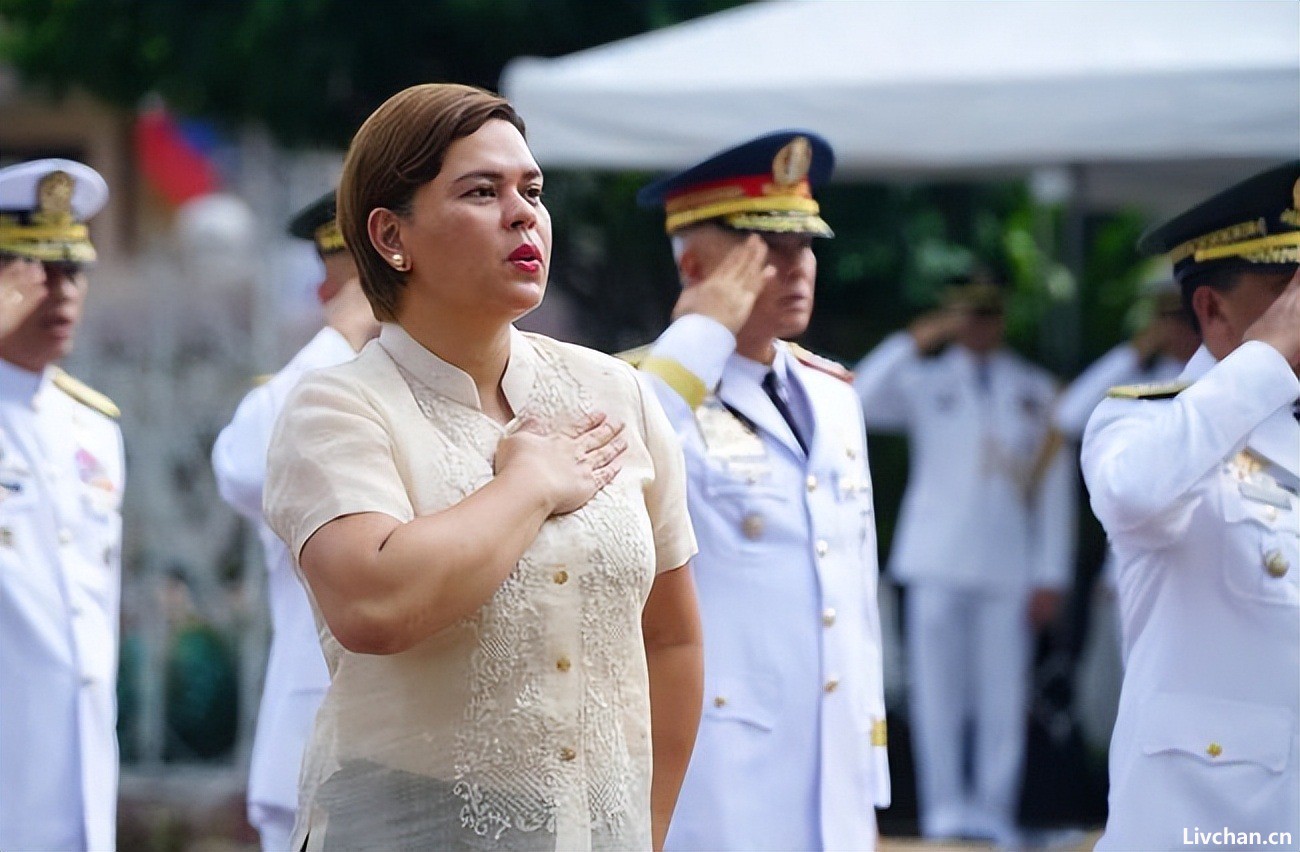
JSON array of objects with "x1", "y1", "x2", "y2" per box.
[
  {"x1": 314, "y1": 220, "x2": 346, "y2": 254},
  {"x1": 0, "y1": 167, "x2": 97, "y2": 263},
  {"x1": 1283, "y1": 178, "x2": 1300, "y2": 228},
  {"x1": 772, "y1": 136, "x2": 812, "y2": 187},
  {"x1": 36, "y1": 171, "x2": 75, "y2": 225}
]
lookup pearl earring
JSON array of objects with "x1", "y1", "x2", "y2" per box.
[{"x1": 391, "y1": 253, "x2": 406, "y2": 270}]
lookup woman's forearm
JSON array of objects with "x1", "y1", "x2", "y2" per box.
[
  {"x1": 641, "y1": 565, "x2": 704, "y2": 850},
  {"x1": 646, "y1": 640, "x2": 703, "y2": 850},
  {"x1": 301, "y1": 466, "x2": 553, "y2": 654}
]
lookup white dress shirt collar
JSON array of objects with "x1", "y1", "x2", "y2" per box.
[
  {"x1": 0, "y1": 358, "x2": 51, "y2": 408},
  {"x1": 1180, "y1": 345, "x2": 1218, "y2": 382},
  {"x1": 728, "y1": 340, "x2": 798, "y2": 388}
]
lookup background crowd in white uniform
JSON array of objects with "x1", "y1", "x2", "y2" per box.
[{"x1": 2, "y1": 143, "x2": 1297, "y2": 852}]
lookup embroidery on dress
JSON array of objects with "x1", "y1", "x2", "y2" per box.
[{"x1": 405, "y1": 343, "x2": 653, "y2": 845}]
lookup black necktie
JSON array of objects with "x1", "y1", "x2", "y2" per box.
[{"x1": 763, "y1": 370, "x2": 808, "y2": 454}]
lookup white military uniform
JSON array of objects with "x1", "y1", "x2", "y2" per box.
[
  {"x1": 0, "y1": 359, "x2": 124, "y2": 852},
  {"x1": 1083, "y1": 341, "x2": 1300, "y2": 849},
  {"x1": 1056, "y1": 343, "x2": 1187, "y2": 597},
  {"x1": 853, "y1": 332, "x2": 1074, "y2": 841},
  {"x1": 212, "y1": 327, "x2": 356, "y2": 851},
  {"x1": 639, "y1": 315, "x2": 890, "y2": 852}
]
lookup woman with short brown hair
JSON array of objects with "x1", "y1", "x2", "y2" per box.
[{"x1": 265, "y1": 83, "x2": 703, "y2": 851}]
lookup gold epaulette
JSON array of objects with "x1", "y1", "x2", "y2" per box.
[
  {"x1": 788, "y1": 342, "x2": 853, "y2": 384},
  {"x1": 252, "y1": 373, "x2": 273, "y2": 388},
  {"x1": 52, "y1": 368, "x2": 120, "y2": 419},
  {"x1": 1106, "y1": 380, "x2": 1191, "y2": 400},
  {"x1": 617, "y1": 344, "x2": 707, "y2": 409},
  {"x1": 614, "y1": 343, "x2": 652, "y2": 368}
]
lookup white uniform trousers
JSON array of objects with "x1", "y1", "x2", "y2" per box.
[{"x1": 906, "y1": 583, "x2": 1030, "y2": 841}]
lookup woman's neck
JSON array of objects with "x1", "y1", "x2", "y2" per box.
[{"x1": 399, "y1": 310, "x2": 515, "y2": 421}]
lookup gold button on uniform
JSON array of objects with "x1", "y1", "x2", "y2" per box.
[
  {"x1": 846, "y1": 446, "x2": 857, "y2": 460},
  {"x1": 713, "y1": 696, "x2": 727, "y2": 708},
  {"x1": 0, "y1": 527, "x2": 12, "y2": 547},
  {"x1": 821, "y1": 608, "x2": 836, "y2": 627},
  {"x1": 552, "y1": 569, "x2": 569, "y2": 585},
  {"x1": 815, "y1": 540, "x2": 828, "y2": 558},
  {"x1": 1264, "y1": 550, "x2": 1290, "y2": 578},
  {"x1": 556, "y1": 657, "x2": 571, "y2": 672},
  {"x1": 58, "y1": 528, "x2": 73, "y2": 545},
  {"x1": 742, "y1": 514, "x2": 764, "y2": 540},
  {"x1": 1206, "y1": 742, "x2": 1223, "y2": 758},
  {"x1": 823, "y1": 678, "x2": 839, "y2": 693},
  {"x1": 806, "y1": 475, "x2": 818, "y2": 493},
  {"x1": 559, "y1": 747, "x2": 576, "y2": 762},
  {"x1": 1264, "y1": 505, "x2": 1278, "y2": 521},
  {"x1": 871, "y1": 719, "x2": 888, "y2": 747}
]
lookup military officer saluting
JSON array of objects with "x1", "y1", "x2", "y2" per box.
[
  {"x1": 629, "y1": 131, "x2": 890, "y2": 851},
  {"x1": 0, "y1": 159, "x2": 124, "y2": 851},
  {"x1": 853, "y1": 272, "x2": 1075, "y2": 844},
  {"x1": 1084, "y1": 161, "x2": 1300, "y2": 849},
  {"x1": 212, "y1": 190, "x2": 378, "y2": 851}
]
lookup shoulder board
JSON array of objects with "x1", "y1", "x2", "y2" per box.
[
  {"x1": 52, "y1": 368, "x2": 121, "y2": 419},
  {"x1": 252, "y1": 373, "x2": 273, "y2": 388},
  {"x1": 788, "y1": 342, "x2": 853, "y2": 384},
  {"x1": 1106, "y1": 380, "x2": 1191, "y2": 400},
  {"x1": 614, "y1": 343, "x2": 652, "y2": 368}
]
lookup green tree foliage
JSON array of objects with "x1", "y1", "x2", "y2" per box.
[{"x1": 0, "y1": 0, "x2": 747, "y2": 145}]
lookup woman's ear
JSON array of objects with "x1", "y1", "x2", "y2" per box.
[{"x1": 367, "y1": 207, "x2": 405, "y2": 260}]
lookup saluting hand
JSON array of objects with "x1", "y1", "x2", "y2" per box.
[
  {"x1": 671, "y1": 233, "x2": 775, "y2": 334},
  {"x1": 0, "y1": 255, "x2": 46, "y2": 337},
  {"x1": 1244, "y1": 267, "x2": 1300, "y2": 372},
  {"x1": 907, "y1": 308, "x2": 965, "y2": 355},
  {"x1": 495, "y1": 411, "x2": 627, "y2": 516}
]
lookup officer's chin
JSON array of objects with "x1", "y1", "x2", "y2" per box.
[{"x1": 776, "y1": 308, "x2": 813, "y2": 340}]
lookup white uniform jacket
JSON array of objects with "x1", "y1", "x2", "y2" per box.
[
  {"x1": 1055, "y1": 343, "x2": 1187, "y2": 592},
  {"x1": 639, "y1": 315, "x2": 890, "y2": 852},
  {"x1": 212, "y1": 327, "x2": 356, "y2": 817},
  {"x1": 0, "y1": 359, "x2": 124, "y2": 852},
  {"x1": 853, "y1": 333, "x2": 1075, "y2": 591},
  {"x1": 1084, "y1": 342, "x2": 1300, "y2": 850}
]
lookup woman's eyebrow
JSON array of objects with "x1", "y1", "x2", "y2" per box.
[{"x1": 452, "y1": 168, "x2": 543, "y2": 185}]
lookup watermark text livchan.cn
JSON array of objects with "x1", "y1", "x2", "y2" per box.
[{"x1": 1184, "y1": 826, "x2": 1294, "y2": 847}]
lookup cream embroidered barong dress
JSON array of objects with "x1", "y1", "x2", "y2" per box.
[{"x1": 265, "y1": 324, "x2": 696, "y2": 852}]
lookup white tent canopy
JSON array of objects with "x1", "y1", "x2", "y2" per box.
[{"x1": 502, "y1": 0, "x2": 1299, "y2": 211}]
